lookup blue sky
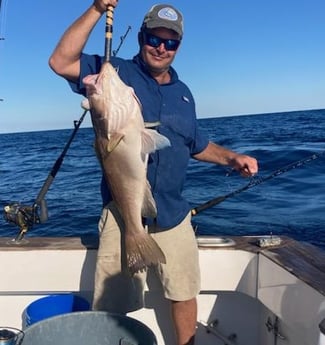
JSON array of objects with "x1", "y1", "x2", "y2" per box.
[{"x1": 0, "y1": 0, "x2": 324, "y2": 133}]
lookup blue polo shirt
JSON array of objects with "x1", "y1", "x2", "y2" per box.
[{"x1": 69, "y1": 53, "x2": 209, "y2": 229}]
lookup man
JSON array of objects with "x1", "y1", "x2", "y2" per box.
[{"x1": 49, "y1": 2, "x2": 258, "y2": 344}]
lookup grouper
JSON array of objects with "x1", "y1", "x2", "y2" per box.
[{"x1": 83, "y1": 62, "x2": 169, "y2": 275}]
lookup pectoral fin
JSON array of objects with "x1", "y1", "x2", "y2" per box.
[
  {"x1": 144, "y1": 121, "x2": 161, "y2": 128},
  {"x1": 107, "y1": 133, "x2": 124, "y2": 152},
  {"x1": 141, "y1": 180, "x2": 157, "y2": 218},
  {"x1": 141, "y1": 128, "x2": 171, "y2": 155}
]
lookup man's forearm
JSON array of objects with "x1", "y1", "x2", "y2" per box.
[
  {"x1": 48, "y1": 4, "x2": 103, "y2": 81},
  {"x1": 193, "y1": 142, "x2": 236, "y2": 166}
]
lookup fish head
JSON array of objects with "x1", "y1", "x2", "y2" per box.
[
  {"x1": 83, "y1": 62, "x2": 128, "y2": 116},
  {"x1": 83, "y1": 62, "x2": 144, "y2": 138}
]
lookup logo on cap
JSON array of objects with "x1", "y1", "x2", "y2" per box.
[{"x1": 157, "y1": 7, "x2": 178, "y2": 22}]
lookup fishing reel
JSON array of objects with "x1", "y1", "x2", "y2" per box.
[{"x1": 3, "y1": 199, "x2": 48, "y2": 242}]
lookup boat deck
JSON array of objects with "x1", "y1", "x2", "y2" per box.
[
  {"x1": 1, "y1": 234, "x2": 324, "y2": 344},
  {"x1": 0, "y1": 235, "x2": 324, "y2": 295}
]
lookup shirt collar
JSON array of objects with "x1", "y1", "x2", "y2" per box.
[{"x1": 132, "y1": 54, "x2": 179, "y2": 84}]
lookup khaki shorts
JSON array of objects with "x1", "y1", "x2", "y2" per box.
[{"x1": 92, "y1": 203, "x2": 200, "y2": 313}]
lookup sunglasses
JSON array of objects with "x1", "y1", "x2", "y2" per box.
[{"x1": 142, "y1": 32, "x2": 181, "y2": 51}]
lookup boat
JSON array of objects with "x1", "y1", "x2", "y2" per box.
[{"x1": 0, "y1": 233, "x2": 324, "y2": 345}]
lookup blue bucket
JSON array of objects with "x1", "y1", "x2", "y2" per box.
[{"x1": 25, "y1": 294, "x2": 90, "y2": 326}]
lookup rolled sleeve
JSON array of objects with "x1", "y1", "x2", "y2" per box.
[
  {"x1": 68, "y1": 53, "x2": 103, "y2": 96},
  {"x1": 190, "y1": 126, "x2": 209, "y2": 156}
]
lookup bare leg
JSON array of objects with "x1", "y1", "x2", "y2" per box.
[{"x1": 171, "y1": 298, "x2": 197, "y2": 345}]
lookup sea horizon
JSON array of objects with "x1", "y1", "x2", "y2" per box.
[{"x1": 1, "y1": 107, "x2": 324, "y2": 135}]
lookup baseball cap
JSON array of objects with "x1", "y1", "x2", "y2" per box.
[{"x1": 141, "y1": 4, "x2": 184, "y2": 37}]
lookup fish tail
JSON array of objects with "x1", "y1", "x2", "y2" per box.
[{"x1": 125, "y1": 231, "x2": 166, "y2": 275}]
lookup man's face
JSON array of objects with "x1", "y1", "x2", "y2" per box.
[{"x1": 140, "y1": 27, "x2": 181, "y2": 74}]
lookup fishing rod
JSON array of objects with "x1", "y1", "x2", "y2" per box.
[
  {"x1": 3, "y1": 5, "x2": 127, "y2": 241},
  {"x1": 3, "y1": 108, "x2": 88, "y2": 242},
  {"x1": 191, "y1": 150, "x2": 325, "y2": 216},
  {"x1": 105, "y1": 6, "x2": 132, "y2": 59},
  {"x1": 113, "y1": 25, "x2": 131, "y2": 57},
  {"x1": 104, "y1": 5, "x2": 114, "y2": 61}
]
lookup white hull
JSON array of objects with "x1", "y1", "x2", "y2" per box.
[{"x1": 0, "y1": 235, "x2": 324, "y2": 345}]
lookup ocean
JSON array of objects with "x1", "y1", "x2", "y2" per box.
[{"x1": 1, "y1": 109, "x2": 324, "y2": 250}]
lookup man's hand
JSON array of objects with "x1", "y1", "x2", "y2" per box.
[
  {"x1": 193, "y1": 142, "x2": 258, "y2": 177},
  {"x1": 229, "y1": 154, "x2": 258, "y2": 177},
  {"x1": 93, "y1": 0, "x2": 119, "y2": 14}
]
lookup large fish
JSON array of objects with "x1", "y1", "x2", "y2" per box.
[{"x1": 82, "y1": 62, "x2": 169, "y2": 275}]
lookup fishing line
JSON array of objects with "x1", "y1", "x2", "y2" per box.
[
  {"x1": 191, "y1": 150, "x2": 325, "y2": 216},
  {"x1": 0, "y1": 0, "x2": 8, "y2": 40},
  {"x1": 0, "y1": 0, "x2": 8, "y2": 103}
]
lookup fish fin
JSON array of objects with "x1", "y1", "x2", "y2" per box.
[
  {"x1": 93, "y1": 139, "x2": 110, "y2": 161},
  {"x1": 141, "y1": 129, "x2": 171, "y2": 155},
  {"x1": 141, "y1": 180, "x2": 157, "y2": 218},
  {"x1": 144, "y1": 121, "x2": 161, "y2": 128},
  {"x1": 81, "y1": 98, "x2": 90, "y2": 110},
  {"x1": 107, "y1": 133, "x2": 124, "y2": 152},
  {"x1": 125, "y1": 231, "x2": 166, "y2": 275}
]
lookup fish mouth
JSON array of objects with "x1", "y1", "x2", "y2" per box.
[{"x1": 83, "y1": 74, "x2": 103, "y2": 96}]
